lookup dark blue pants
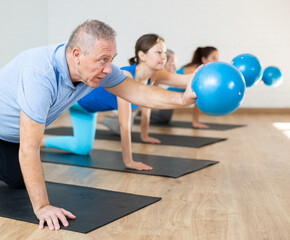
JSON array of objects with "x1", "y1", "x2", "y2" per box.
[{"x1": 0, "y1": 139, "x2": 25, "y2": 189}]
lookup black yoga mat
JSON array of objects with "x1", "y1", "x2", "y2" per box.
[
  {"x1": 45, "y1": 127, "x2": 226, "y2": 148},
  {"x1": 0, "y1": 181, "x2": 161, "y2": 233},
  {"x1": 134, "y1": 119, "x2": 246, "y2": 130},
  {"x1": 41, "y1": 148, "x2": 219, "y2": 178}
]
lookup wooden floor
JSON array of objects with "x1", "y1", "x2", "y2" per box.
[{"x1": 1, "y1": 109, "x2": 290, "y2": 240}]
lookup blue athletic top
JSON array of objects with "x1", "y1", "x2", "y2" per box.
[
  {"x1": 176, "y1": 67, "x2": 185, "y2": 74},
  {"x1": 167, "y1": 67, "x2": 185, "y2": 92},
  {"x1": 0, "y1": 43, "x2": 126, "y2": 143},
  {"x1": 78, "y1": 64, "x2": 150, "y2": 113}
]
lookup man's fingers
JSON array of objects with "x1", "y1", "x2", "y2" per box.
[
  {"x1": 61, "y1": 208, "x2": 76, "y2": 219},
  {"x1": 39, "y1": 219, "x2": 45, "y2": 229},
  {"x1": 45, "y1": 217, "x2": 54, "y2": 230},
  {"x1": 36, "y1": 205, "x2": 76, "y2": 230},
  {"x1": 57, "y1": 212, "x2": 69, "y2": 227},
  {"x1": 51, "y1": 214, "x2": 60, "y2": 230}
]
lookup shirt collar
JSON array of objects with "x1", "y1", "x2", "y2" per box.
[{"x1": 53, "y1": 43, "x2": 75, "y2": 89}]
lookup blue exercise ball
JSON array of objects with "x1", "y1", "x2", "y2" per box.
[
  {"x1": 262, "y1": 66, "x2": 283, "y2": 87},
  {"x1": 232, "y1": 53, "x2": 262, "y2": 87},
  {"x1": 192, "y1": 62, "x2": 246, "y2": 116}
]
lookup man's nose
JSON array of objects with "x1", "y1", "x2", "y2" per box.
[{"x1": 103, "y1": 62, "x2": 112, "y2": 74}]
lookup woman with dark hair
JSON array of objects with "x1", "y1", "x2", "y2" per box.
[
  {"x1": 182, "y1": 47, "x2": 218, "y2": 73},
  {"x1": 43, "y1": 34, "x2": 195, "y2": 171},
  {"x1": 168, "y1": 46, "x2": 219, "y2": 128}
]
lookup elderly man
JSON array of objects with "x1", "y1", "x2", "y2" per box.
[{"x1": 0, "y1": 20, "x2": 196, "y2": 230}]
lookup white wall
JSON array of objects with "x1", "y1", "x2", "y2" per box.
[
  {"x1": 1, "y1": 0, "x2": 289, "y2": 108},
  {"x1": 0, "y1": 0, "x2": 47, "y2": 66}
]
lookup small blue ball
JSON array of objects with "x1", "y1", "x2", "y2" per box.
[
  {"x1": 192, "y1": 62, "x2": 246, "y2": 116},
  {"x1": 262, "y1": 66, "x2": 283, "y2": 87},
  {"x1": 232, "y1": 53, "x2": 262, "y2": 87}
]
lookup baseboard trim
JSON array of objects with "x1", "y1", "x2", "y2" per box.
[
  {"x1": 174, "y1": 107, "x2": 290, "y2": 114},
  {"x1": 234, "y1": 108, "x2": 290, "y2": 114}
]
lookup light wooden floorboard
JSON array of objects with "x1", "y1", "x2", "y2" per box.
[{"x1": 1, "y1": 109, "x2": 290, "y2": 240}]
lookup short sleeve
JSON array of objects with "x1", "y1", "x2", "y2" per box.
[
  {"x1": 99, "y1": 64, "x2": 127, "y2": 88},
  {"x1": 17, "y1": 67, "x2": 54, "y2": 124}
]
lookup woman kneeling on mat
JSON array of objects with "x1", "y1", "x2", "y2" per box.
[{"x1": 43, "y1": 34, "x2": 194, "y2": 171}]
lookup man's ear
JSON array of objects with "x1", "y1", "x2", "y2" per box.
[{"x1": 72, "y1": 47, "x2": 82, "y2": 64}]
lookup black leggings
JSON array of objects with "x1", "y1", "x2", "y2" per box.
[
  {"x1": 150, "y1": 109, "x2": 174, "y2": 123},
  {"x1": 0, "y1": 139, "x2": 25, "y2": 189}
]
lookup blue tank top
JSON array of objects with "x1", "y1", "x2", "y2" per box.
[
  {"x1": 167, "y1": 67, "x2": 185, "y2": 92},
  {"x1": 78, "y1": 64, "x2": 150, "y2": 113},
  {"x1": 176, "y1": 67, "x2": 185, "y2": 74}
]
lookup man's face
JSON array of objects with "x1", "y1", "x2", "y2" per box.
[{"x1": 77, "y1": 38, "x2": 117, "y2": 88}]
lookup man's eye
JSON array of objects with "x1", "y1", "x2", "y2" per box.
[{"x1": 101, "y1": 58, "x2": 107, "y2": 62}]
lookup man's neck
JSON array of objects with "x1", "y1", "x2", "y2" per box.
[{"x1": 66, "y1": 52, "x2": 79, "y2": 84}]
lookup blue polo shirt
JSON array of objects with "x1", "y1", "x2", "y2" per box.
[{"x1": 0, "y1": 43, "x2": 127, "y2": 143}]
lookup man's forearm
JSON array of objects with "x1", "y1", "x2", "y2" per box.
[
  {"x1": 137, "y1": 85, "x2": 186, "y2": 109},
  {"x1": 107, "y1": 78, "x2": 194, "y2": 110},
  {"x1": 19, "y1": 149, "x2": 49, "y2": 213}
]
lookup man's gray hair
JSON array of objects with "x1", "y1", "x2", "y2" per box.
[{"x1": 67, "y1": 19, "x2": 116, "y2": 54}]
